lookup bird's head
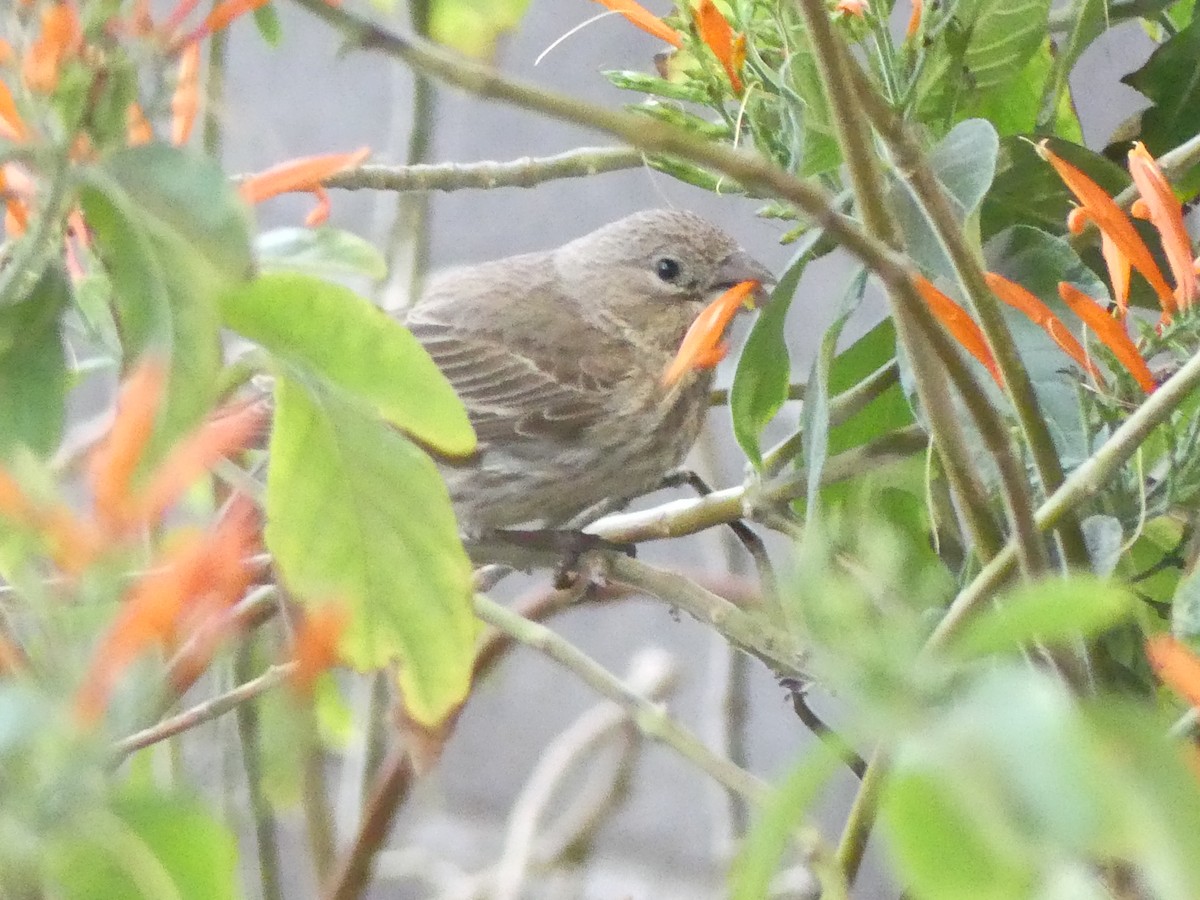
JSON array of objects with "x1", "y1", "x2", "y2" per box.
[{"x1": 554, "y1": 209, "x2": 774, "y2": 351}]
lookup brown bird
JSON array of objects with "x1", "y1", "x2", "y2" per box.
[{"x1": 404, "y1": 209, "x2": 773, "y2": 533}]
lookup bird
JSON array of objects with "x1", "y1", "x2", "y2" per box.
[{"x1": 404, "y1": 208, "x2": 773, "y2": 535}]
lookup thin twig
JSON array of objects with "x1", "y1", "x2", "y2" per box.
[
  {"x1": 321, "y1": 147, "x2": 645, "y2": 194},
  {"x1": 112, "y1": 663, "x2": 294, "y2": 760},
  {"x1": 472, "y1": 594, "x2": 768, "y2": 803}
]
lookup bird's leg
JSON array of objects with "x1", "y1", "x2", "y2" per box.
[
  {"x1": 478, "y1": 528, "x2": 635, "y2": 591},
  {"x1": 659, "y1": 467, "x2": 776, "y2": 592}
]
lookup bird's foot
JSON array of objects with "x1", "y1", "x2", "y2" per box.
[{"x1": 489, "y1": 529, "x2": 636, "y2": 590}]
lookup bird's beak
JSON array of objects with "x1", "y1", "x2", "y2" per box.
[{"x1": 710, "y1": 249, "x2": 775, "y2": 303}]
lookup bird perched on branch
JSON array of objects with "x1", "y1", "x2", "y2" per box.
[{"x1": 404, "y1": 209, "x2": 772, "y2": 533}]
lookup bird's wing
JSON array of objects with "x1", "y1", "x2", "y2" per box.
[{"x1": 405, "y1": 309, "x2": 611, "y2": 446}]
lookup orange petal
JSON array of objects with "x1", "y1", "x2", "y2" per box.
[
  {"x1": 125, "y1": 102, "x2": 153, "y2": 146},
  {"x1": 289, "y1": 603, "x2": 349, "y2": 696},
  {"x1": 911, "y1": 276, "x2": 1002, "y2": 387},
  {"x1": 662, "y1": 280, "x2": 758, "y2": 386},
  {"x1": 1100, "y1": 233, "x2": 1131, "y2": 315},
  {"x1": 183, "y1": 0, "x2": 270, "y2": 44},
  {"x1": 132, "y1": 399, "x2": 268, "y2": 528},
  {"x1": 1038, "y1": 141, "x2": 1176, "y2": 316},
  {"x1": 1057, "y1": 282, "x2": 1155, "y2": 394},
  {"x1": 303, "y1": 185, "x2": 331, "y2": 227},
  {"x1": 1147, "y1": 634, "x2": 1200, "y2": 709},
  {"x1": 694, "y1": 0, "x2": 744, "y2": 93},
  {"x1": 906, "y1": 0, "x2": 923, "y2": 40},
  {"x1": 0, "y1": 79, "x2": 28, "y2": 142},
  {"x1": 21, "y1": 3, "x2": 82, "y2": 94},
  {"x1": 985, "y1": 273, "x2": 1103, "y2": 383},
  {"x1": 1128, "y1": 142, "x2": 1198, "y2": 311},
  {"x1": 164, "y1": 0, "x2": 202, "y2": 36},
  {"x1": 238, "y1": 147, "x2": 370, "y2": 206},
  {"x1": 0, "y1": 165, "x2": 30, "y2": 236},
  {"x1": 170, "y1": 41, "x2": 201, "y2": 147},
  {"x1": 74, "y1": 531, "x2": 209, "y2": 725},
  {"x1": 590, "y1": 0, "x2": 684, "y2": 48},
  {"x1": 835, "y1": 0, "x2": 870, "y2": 16},
  {"x1": 88, "y1": 358, "x2": 166, "y2": 534}
]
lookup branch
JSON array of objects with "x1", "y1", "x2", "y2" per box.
[
  {"x1": 287, "y1": 0, "x2": 913, "y2": 289},
  {"x1": 319, "y1": 147, "x2": 645, "y2": 193},
  {"x1": 472, "y1": 594, "x2": 768, "y2": 803},
  {"x1": 589, "y1": 424, "x2": 928, "y2": 544},
  {"x1": 112, "y1": 663, "x2": 294, "y2": 761}
]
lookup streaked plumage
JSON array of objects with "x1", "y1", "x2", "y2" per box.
[{"x1": 404, "y1": 209, "x2": 772, "y2": 530}]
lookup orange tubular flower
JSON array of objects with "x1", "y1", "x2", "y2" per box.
[
  {"x1": 912, "y1": 276, "x2": 1002, "y2": 386},
  {"x1": 985, "y1": 273, "x2": 1102, "y2": 383},
  {"x1": 694, "y1": 0, "x2": 745, "y2": 93},
  {"x1": 171, "y1": 42, "x2": 202, "y2": 146},
  {"x1": 239, "y1": 147, "x2": 369, "y2": 223},
  {"x1": 22, "y1": 3, "x2": 83, "y2": 94},
  {"x1": 1146, "y1": 634, "x2": 1200, "y2": 709},
  {"x1": 662, "y1": 280, "x2": 759, "y2": 386},
  {"x1": 1057, "y1": 282, "x2": 1155, "y2": 393},
  {"x1": 183, "y1": 0, "x2": 270, "y2": 45},
  {"x1": 88, "y1": 359, "x2": 167, "y2": 534},
  {"x1": 1039, "y1": 141, "x2": 1177, "y2": 317},
  {"x1": 0, "y1": 80, "x2": 28, "y2": 142},
  {"x1": 289, "y1": 603, "x2": 349, "y2": 696},
  {"x1": 125, "y1": 102, "x2": 153, "y2": 146},
  {"x1": 591, "y1": 0, "x2": 684, "y2": 48},
  {"x1": 1128, "y1": 142, "x2": 1198, "y2": 311},
  {"x1": 906, "y1": 0, "x2": 923, "y2": 40}
]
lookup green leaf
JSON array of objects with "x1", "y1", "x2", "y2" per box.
[
  {"x1": 0, "y1": 265, "x2": 68, "y2": 459},
  {"x1": 79, "y1": 144, "x2": 251, "y2": 456},
  {"x1": 256, "y1": 227, "x2": 388, "y2": 281},
  {"x1": 914, "y1": 0, "x2": 1052, "y2": 130},
  {"x1": 253, "y1": 2, "x2": 282, "y2": 45},
  {"x1": 1122, "y1": 15, "x2": 1200, "y2": 196},
  {"x1": 884, "y1": 768, "x2": 1034, "y2": 900},
  {"x1": 266, "y1": 375, "x2": 476, "y2": 725},
  {"x1": 729, "y1": 743, "x2": 839, "y2": 900},
  {"x1": 984, "y1": 225, "x2": 1111, "y2": 467},
  {"x1": 801, "y1": 269, "x2": 868, "y2": 515},
  {"x1": 890, "y1": 119, "x2": 999, "y2": 278},
  {"x1": 826, "y1": 320, "x2": 912, "y2": 455},
  {"x1": 967, "y1": 40, "x2": 1082, "y2": 140},
  {"x1": 729, "y1": 232, "x2": 822, "y2": 467},
  {"x1": 949, "y1": 575, "x2": 1135, "y2": 658},
  {"x1": 220, "y1": 272, "x2": 474, "y2": 457},
  {"x1": 604, "y1": 70, "x2": 709, "y2": 103},
  {"x1": 52, "y1": 791, "x2": 238, "y2": 900},
  {"x1": 429, "y1": 0, "x2": 533, "y2": 59}
]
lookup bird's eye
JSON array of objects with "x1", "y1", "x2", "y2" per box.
[{"x1": 655, "y1": 257, "x2": 682, "y2": 282}]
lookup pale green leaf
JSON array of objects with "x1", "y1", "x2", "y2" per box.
[
  {"x1": 429, "y1": 0, "x2": 533, "y2": 59},
  {"x1": 266, "y1": 375, "x2": 476, "y2": 725},
  {"x1": 256, "y1": 226, "x2": 387, "y2": 281},
  {"x1": 221, "y1": 272, "x2": 475, "y2": 456}
]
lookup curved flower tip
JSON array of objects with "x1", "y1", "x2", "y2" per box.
[
  {"x1": 1037, "y1": 140, "x2": 1176, "y2": 316},
  {"x1": 1128, "y1": 142, "x2": 1198, "y2": 311},
  {"x1": 911, "y1": 275, "x2": 1002, "y2": 387},
  {"x1": 662, "y1": 280, "x2": 759, "y2": 386},
  {"x1": 239, "y1": 147, "x2": 370, "y2": 225},
  {"x1": 591, "y1": 0, "x2": 684, "y2": 48},
  {"x1": 1056, "y1": 282, "x2": 1155, "y2": 394},
  {"x1": 906, "y1": 0, "x2": 923, "y2": 40},
  {"x1": 694, "y1": 0, "x2": 745, "y2": 94}
]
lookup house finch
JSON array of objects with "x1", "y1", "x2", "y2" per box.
[{"x1": 405, "y1": 209, "x2": 772, "y2": 532}]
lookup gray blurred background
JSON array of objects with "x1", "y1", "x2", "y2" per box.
[{"x1": 212, "y1": 2, "x2": 1153, "y2": 896}]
